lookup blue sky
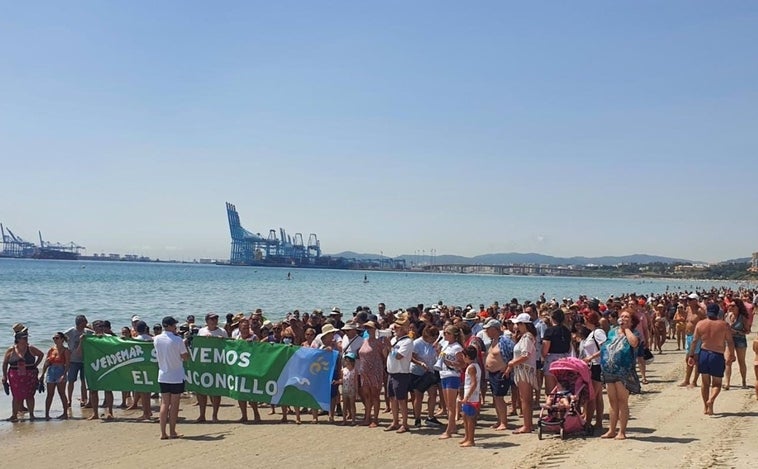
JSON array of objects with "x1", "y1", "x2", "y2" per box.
[{"x1": 1, "y1": 1, "x2": 756, "y2": 262}]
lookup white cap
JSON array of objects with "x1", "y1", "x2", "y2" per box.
[
  {"x1": 513, "y1": 313, "x2": 532, "y2": 324},
  {"x1": 687, "y1": 293, "x2": 699, "y2": 300},
  {"x1": 131, "y1": 315, "x2": 141, "y2": 322}
]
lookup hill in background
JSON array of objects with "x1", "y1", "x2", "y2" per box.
[{"x1": 330, "y1": 251, "x2": 699, "y2": 266}]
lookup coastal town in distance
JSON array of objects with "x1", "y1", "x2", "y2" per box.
[{"x1": 2, "y1": 202, "x2": 757, "y2": 281}]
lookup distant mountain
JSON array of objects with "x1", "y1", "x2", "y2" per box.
[
  {"x1": 329, "y1": 251, "x2": 699, "y2": 266},
  {"x1": 718, "y1": 257, "x2": 751, "y2": 265},
  {"x1": 330, "y1": 251, "x2": 388, "y2": 260}
]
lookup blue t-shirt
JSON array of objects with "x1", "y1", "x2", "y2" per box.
[{"x1": 410, "y1": 338, "x2": 437, "y2": 376}]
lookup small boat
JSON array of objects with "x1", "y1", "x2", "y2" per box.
[{"x1": 363, "y1": 274, "x2": 369, "y2": 284}]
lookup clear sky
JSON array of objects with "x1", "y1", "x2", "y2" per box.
[{"x1": 1, "y1": 1, "x2": 756, "y2": 263}]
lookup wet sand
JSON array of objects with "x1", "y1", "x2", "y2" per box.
[{"x1": 1, "y1": 335, "x2": 756, "y2": 468}]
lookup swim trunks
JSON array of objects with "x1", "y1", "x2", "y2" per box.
[
  {"x1": 487, "y1": 370, "x2": 511, "y2": 397},
  {"x1": 685, "y1": 334, "x2": 702, "y2": 355},
  {"x1": 698, "y1": 349, "x2": 725, "y2": 378}
]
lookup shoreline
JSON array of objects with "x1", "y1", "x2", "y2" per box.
[{"x1": 2, "y1": 335, "x2": 756, "y2": 468}]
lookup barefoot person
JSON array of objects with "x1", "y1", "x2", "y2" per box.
[
  {"x1": 40, "y1": 332, "x2": 70, "y2": 420},
  {"x1": 2, "y1": 331, "x2": 44, "y2": 422},
  {"x1": 484, "y1": 318, "x2": 514, "y2": 431},
  {"x1": 679, "y1": 294, "x2": 705, "y2": 387},
  {"x1": 155, "y1": 316, "x2": 189, "y2": 440},
  {"x1": 600, "y1": 309, "x2": 641, "y2": 440},
  {"x1": 459, "y1": 346, "x2": 481, "y2": 448},
  {"x1": 688, "y1": 304, "x2": 735, "y2": 415},
  {"x1": 196, "y1": 313, "x2": 227, "y2": 422}
]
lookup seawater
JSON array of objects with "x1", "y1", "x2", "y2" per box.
[
  {"x1": 0, "y1": 257, "x2": 740, "y2": 351},
  {"x1": 0, "y1": 257, "x2": 741, "y2": 422}
]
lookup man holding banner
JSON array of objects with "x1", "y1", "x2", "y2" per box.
[{"x1": 154, "y1": 316, "x2": 188, "y2": 440}]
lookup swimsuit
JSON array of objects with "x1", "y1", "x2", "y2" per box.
[{"x1": 698, "y1": 349, "x2": 725, "y2": 378}]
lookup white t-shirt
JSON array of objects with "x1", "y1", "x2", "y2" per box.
[
  {"x1": 580, "y1": 328, "x2": 607, "y2": 365},
  {"x1": 199, "y1": 326, "x2": 228, "y2": 338},
  {"x1": 386, "y1": 336, "x2": 413, "y2": 374},
  {"x1": 154, "y1": 332, "x2": 188, "y2": 384},
  {"x1": 341, "y1": 333, "x2": 364, "y2": 356},
  {"x1": 438, "y1": 342, "x2": 463, "y2": 379}
]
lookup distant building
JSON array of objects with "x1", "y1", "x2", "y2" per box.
[{"x1": 751, "y1": 252, "x2": 758, "y2": 272}]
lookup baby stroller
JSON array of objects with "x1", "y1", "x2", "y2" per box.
[{"x1": 537, "y1": 357, "x2": 594, "y2": 440}]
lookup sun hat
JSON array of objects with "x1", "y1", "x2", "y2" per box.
[
  {"x1": 363, "y1": 321, "x2": 377, "y2": 329},
  {"x1": 12, "y1": 323, "x2": 28, "y2": 334},
  {"x1": 513, "y1": 313, "x2": 532, "y2": 324},
  {"x1": 688, "y1": 293, "x2": 699, "y2": 300},
  {"x1": 341, "y1": 322, "x2": 358, "y2": 331},
  {"x1": 321, "y1": 323, "x2": 337, "y2": 335},
  {"x1": 464, "y1": 310, "x2": 478, "y2": 321},
  {"x1": 394, "y1": 313, "x2": 409, "y2": 326}
]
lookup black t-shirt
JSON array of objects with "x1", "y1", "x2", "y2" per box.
[{"x1": 544, "y1": 325, "x2": 572, "y2": 354}]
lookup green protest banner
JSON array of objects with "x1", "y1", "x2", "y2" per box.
[{"x1": 83, "y1": 336, "x2": 337, "y2": 410}]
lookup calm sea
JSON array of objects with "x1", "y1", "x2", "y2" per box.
[
  {"x1": 0, "y1": 257, "x2": 742, "y2": 351},
  {"x1": 0, "y1": 257, "x2": 743, "y2": 422}
]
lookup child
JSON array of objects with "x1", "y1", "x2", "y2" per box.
[
  {"x1": 341, "y1": 353, "x2": 358, "y2": 425},
  {"x1": 459, "y1": 346, "x2": 481, "y2": 448}
]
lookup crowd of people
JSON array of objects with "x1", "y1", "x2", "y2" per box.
[{"x1": 3, "y1": 287, "x2": 758, "y2": 445}]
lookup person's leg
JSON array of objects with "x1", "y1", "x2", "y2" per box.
[
  {"x1": 87, "y1": 390, "x2": 99, "y2": 420},
  {"x1": 492, "y1": 395, "x2": 507, "y2": 430},
  {"x1": 80, "y1": 368, "x2": 88, "y2": 405},
  {"x1": 412, "y1": 390, "x2": 423, "y2": 423},
  {"x1": 388, "y1": 396, "x2": 399, "y2": 428},
  {"x1": 371, "y1": 386, "x2": 380, "y2": 426},
  {"x1": 615, "y1": 384, "x2": 630, "y2": 440},
  {"x1": 516, "y1": 380, "x2": 533, "y2": 432},
  {"x1": 45, "y1": 383, "x2": 55, "y2": 419},
  {"x1": 169, "y1": 393, "x2": 182, "y2": 438},
  {"x1": 56, "y1": 381, "x2": 68, "y2": 419},
  {"x1": 440, "y1": 387, "x2": 457, "y2": 438},
  {"x1": 237, "y1": 400, "x2": 248, "y2": 422},
  {"x1": 460, "y1": 414, "x2": 473, "y2": 446},
  {"x1": 211, "y1": 396, "x2": 221, "y2": 422},
  {"x1": 398, "y1": 398, "x2": 409, "y2": 430},
  {"x1": 26, "y1": 394, "x2": 36, "y2": 420},
  {"x1": 637, "y1": 356, "x2": 647, "y2": 383},
  {"x1": 510, "y1": 383, "x2": 519, "y2": 415},
  {"x1": 707, "y1": 376, "x2": 722, "y2": 415},
  {"x1": 159, "y1": 392, "x2": 170, "y2": 439},
  {"x1": 736, "y1": 348, "x2": 747, "y2": 387},
  {"x1": 754, "y1": 364, "x2": 758, "y2": 400},
  {"x1": 700, "y1": 374, "x2": 711, "y2": 414},
  {"x1": 601, "y1": 383, "x2": 619, "y2": 438},
  {"x1": 196, "y1": 393, "x2": 207, "y2": 421},
  {"x1": 724, "y1": 360, "x2": 732, "y2": 390},
  {"x1": 104, "y1": 391, "x2": 114, "y2": 419},
  {"x1": 251, "y1": 402, "x2": 261, "y2": 422},
  {"x1": 427, "y1": 385, "x2": 438, "y2": 420},
  {"x1": 594, "y1": 381, "x2": 604, "y2": 429},
  {"x1": 140, "y1": 392, "x2": 152, "y2": 419}
]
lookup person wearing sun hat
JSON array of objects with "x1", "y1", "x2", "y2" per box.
[
  {"x1": 358, "y1": 320, "x2": 384, "y2": 427},
  {"x1": 308, "y1": 323, "x2": 339, "y2": 423},
  {"x1": 385, "y1": 312, "x2": 414, "y2": 433}
]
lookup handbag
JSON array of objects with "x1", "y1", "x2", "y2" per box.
[{"x1": 643, "y1": 347, "x2": 655, "y2": 365}]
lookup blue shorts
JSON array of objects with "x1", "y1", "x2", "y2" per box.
[
  {"x1": 733, "y1": 335, "x2": 747, "y2": 349},
  {"x1": 461, "y1": 401, "x2": 480, "y2": 417},
  {"x1": 685, "y1": 334, "x2": 702, "y2": 355},
  {"x1": 67, "y1": 362, "x2": 85, "y2": 382},
  {"x1": 440, "y1": 376, "x2": 461, "y2": 390},
  {"x1": 698, "y1": 349, "x2": 725, "y2": 378},
  {"x1": 46, "y1": 365, "x2": 66, "y2": 384},
  {"x1": 488, "y1": 370, "x2": 511, "y2": 397}
]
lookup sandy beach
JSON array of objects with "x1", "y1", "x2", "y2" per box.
[{"x1": 2, "y1": 335, "x2": 756, "y2": 469}]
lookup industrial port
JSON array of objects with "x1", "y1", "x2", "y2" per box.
[
  {"x1": 225, "y1": 202, "x2": 405, "y2": 270},
  {"x1": 0, "y1": 224, "x2": 85, "y2": 260}
]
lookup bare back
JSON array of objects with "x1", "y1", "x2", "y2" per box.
[{"x1": 695, "y1": 318, "x2": 731, "y2": 354}]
